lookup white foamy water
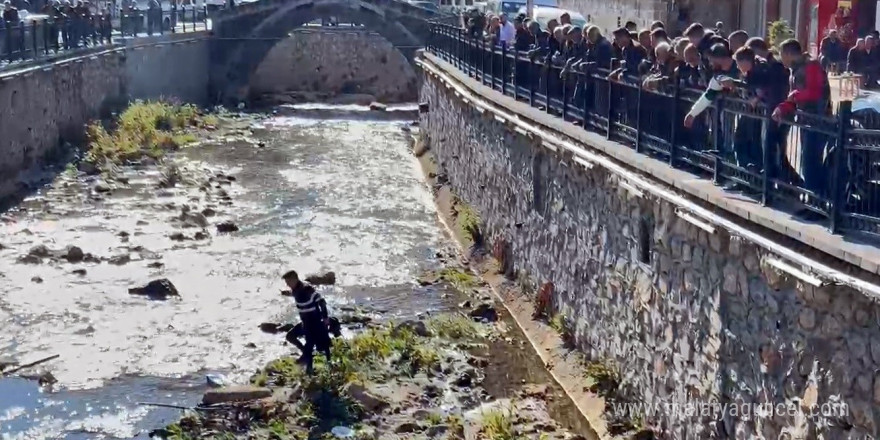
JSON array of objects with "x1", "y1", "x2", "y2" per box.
[{"x1": 0, "y1": 113, "x2": 448, "y2": 439}]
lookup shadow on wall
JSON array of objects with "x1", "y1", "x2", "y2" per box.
[{"x1": 249, "y1": 29, "x2": 419, "y2": 104}]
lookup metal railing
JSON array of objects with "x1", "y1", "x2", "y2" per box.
[
  {"x1": 0, "y1": 7, "x2": 209, "y2": 68},
  {"x1": 427, "y1": 22, "x2": 880, "y2": 237}
]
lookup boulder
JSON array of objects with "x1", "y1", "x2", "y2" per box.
[
  {"x1": 0, "y1": 357, "x2": 18, "y2": 372},
  {"x1": 93, "y1": 181, "x2": 112, "y2": 193},
  {"x1": 180, "y1": 211, "x2": 209, "y2": 228},
  {"x1": 369, "y1": 102, "x2": 387, "y2": 112},
  {"x1": 454, "y1": 369, "x2": 476, "y2": 388},
  {"x1": 72, "y1": 269, "x2": 87, "y2": 276},
  {"x1": 129, "y1": 278, "x2": 180, "y2": 300},
  {"x1": 202, "y1": 385, "x2": 272, "y2": 405},
  {"x1": 393, "y1": 320, "x2": 432, "y2": 338},
  {"x1": 338, "y1": 313, "x2": 372, "y2": 326},
  {"x1": 305, "y1": 271, "x2": 336, "y2": 286},
  {"x1": 108, "y1": 254, "x2": 131, "y2": 266},
  {"x1": 394, "y1": 421, "x2": 422, "y2": 434},
  {"x1": 62, "y1": 246, "x2": 84, "y2": 263},
  {"x1": 31, "y1": 276, "x2": 43, "y2": 283},
  {"x1": 216, "y1": 221, "x2": 239, "y2": 233},
  {"x1": 18, "y1": 255, "x2": 42, "y2": 264},
  {"x1": 147, "y1": 262, "x2": 165, "y2": 269},
  {"x1": 201, "y1": 207, "x2": 217, "y2": 217},
  {"x1": 426, "y1": 424, "x2": 449, "y2": 437},
  {"x1": 28, "y1": 245, "x2": 51, "y2": 258},
  {"x1": 169, "y1": 232, "x2": 190, "y2": 241},
  {"x1": 193, "y1": 231, "x2": 210, "y2": 240},
  {"x1": 469, "y1": 303, "x2": 498, "y2": 322},
  {"x1": 77, "y1": 161, "x2": 100, "y2": 175},
  {"x1": 345, "y1": 383, "x2": 390, "y2": 412}
]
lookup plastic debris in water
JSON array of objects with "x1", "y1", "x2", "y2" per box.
[
  {"x1": 330, "y1": 426, "x2": 355, "y2": 438},
  {"x1": 206, "y1": 374, "x2": 228, "y2": 388}
]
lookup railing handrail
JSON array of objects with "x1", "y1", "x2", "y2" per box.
[{"x1": 427, "y1": 21, "x2": 880, "y2": 237}]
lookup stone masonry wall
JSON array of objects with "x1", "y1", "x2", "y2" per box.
[
  {"x1": 249, "y1": 28, "x2": 418, "y2": 103},
  {"x1": 0, "y1": 34, "x2": 210, "y2": 201},
  {"x1": 419, "y1": 71, "x2": 880, "y2": 439}
]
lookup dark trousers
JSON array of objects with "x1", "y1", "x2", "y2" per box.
[
  {"x1": 285, "y1": 323, "x2": 331, "y2": 374},
  {"x1": 734, "y1": 116, "x2": 763, "y2": 169},
  {"x1": 800, "y1": 129, "x2": 830, "y2": 197}
]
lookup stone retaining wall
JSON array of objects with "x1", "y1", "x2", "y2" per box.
[
  {"x1": 419, "y1": 65, "x2": 880, "y2": 439},
  {"x1": 0, "y1": 34, "x2": 210, "y2": 201},
  {"x1": 249, "y1": 28, "x2": 418, "y2": 103}
]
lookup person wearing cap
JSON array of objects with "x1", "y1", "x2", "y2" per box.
[
  {"x1": 773, "y1": 39, "x2": 832, "y2": 200},
  {"x1": 683, "y1": 43, "x2": 739, "y2": 130},
  {"x1": 609, "y1": 26, "x2": 647, "y2": 81}
]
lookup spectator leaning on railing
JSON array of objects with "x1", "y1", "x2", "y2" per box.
[
  {"x1": 773, "y1": 39, "x2": 833, "y2": 205},
  {"x1": 847, "y1": 38, "x2": 867, "y2": 76}
]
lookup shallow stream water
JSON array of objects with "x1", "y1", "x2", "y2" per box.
[{"x1": 0, "y1": 105, "x2": 454, "y2": 439}]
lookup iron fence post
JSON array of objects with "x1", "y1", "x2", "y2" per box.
[
  {"x1": 43, "y1": 19, "x2": 49, "y2": 55},
  {"x1": 172, "y1": 3, "x2": 177, "y2": 33},
  {"x1": 17, "y1": 21, "x2": 24, "y2": 60},
  {"x1": 561, "y1": 71, "x2": 568, "y2": 120},
  {"x1": 606, "y1": 72, "x2": 614, "y2": 139},
  {"x1": 635, "y1": 84, "x2": 642, "y2": 153},
  {"x1": 581, "y1": 71, "x2": 589, "y2": 127},
  {"x1": 500, "y1": 42, "x2": 506, "y2": 96},
  {"x1": 712, "y1": 99, "x2": 724, "y2": 185},
  {"x1": 760, "y1": 117, "x2": 772, "y2": 206},
  {"x1": 669, "y1": 78, "x2": 679, "y2": 167},
  {"x1": 528, "y1": 56, "x2": 534, "y2": 106},
  {"x1": 489, "y1": 42, "x2": 495, "y2": 90},
  {"x1": 32, "y1": 20, "x2": 38, "y2": 59},
  {"x1": 512, "y1": 48, "x2": 518, "y2": 100},
  {"x1": 481, "y1": 38, "x2": 487, "y2": 85},
  {"x1": 830, "y1": 100, "x2": 852, "y2": 233},
  {"x1": 182, "y1": 6, "x2": 187, "y2": 32},
  {"x1": 544, "y1": 62, "x2": 550, "y2": 112}
]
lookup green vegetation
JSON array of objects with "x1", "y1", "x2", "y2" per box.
[
  {"x1": 583, "y1": 359, "x2": 621, "y2": 398},
  {"x1": 438, "y1": 267, "x2": 478, "y2": 291},
  {"x1": 426, "y1": 412, "x2": 444, "y2": 426},
  {"x1": 427, "y1": 314, "x2": 481, "y2": 340},
  {"x1": 456, "y1": 202, "x2": 481, "y2": 243},
  {"x1": 85, "y1": 101, "x2": 210, "y2": 167},
  {"x1": 479, "y1": 406, "x2": 524, "y2": 440},
  {"x1": 446, "y1": 414, "x2": 465, "y2": 438},
  {"x1": 767, "y1": 20, "x2": 795, "y2": 50},
  {"x1": 548, "y1": 314, "x2": 566, "y2": 334}
]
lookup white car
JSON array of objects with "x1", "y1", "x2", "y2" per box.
[{"x1": 518, "y1": 6, "x2": 587, "y2": 31}]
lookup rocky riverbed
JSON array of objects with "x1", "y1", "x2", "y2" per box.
[{"x1": 0, "y1": 103, "x2": 595, "y2": 439}]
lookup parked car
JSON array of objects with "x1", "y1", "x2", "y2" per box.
[
  {"x1": 410, "y1": 1, "x2": 439, "y2": 12},
  {"x1": 517, "y1": 6, "x2": 586, "y2": 30}
]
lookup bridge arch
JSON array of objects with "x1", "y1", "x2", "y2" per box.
[{"x1": 210, "y1": 0, "x2": 437, "y2": 103}]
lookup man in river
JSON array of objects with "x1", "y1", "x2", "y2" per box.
[{"x1": 281, "y1": 270, "x2": 333, "y2": 375}]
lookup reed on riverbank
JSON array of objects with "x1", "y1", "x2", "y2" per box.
[{"x1": 85, "y1": 101, "x2": 217, "y2": 167}]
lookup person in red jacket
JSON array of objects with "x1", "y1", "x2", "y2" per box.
[{"x1": 772, "y1": 39, "x2": 832, "y2": 203}]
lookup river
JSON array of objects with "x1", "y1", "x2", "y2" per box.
[{"x1": 0, "y1": 105, "x2": 455, "y2": 439}]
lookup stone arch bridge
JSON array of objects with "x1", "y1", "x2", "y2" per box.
[{"x1": 209, "y1": 0, "x2": 446, "y2": 102}]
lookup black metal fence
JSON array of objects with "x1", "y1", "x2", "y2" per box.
[
  {"x1": 0, "y1": 7, "x2": 209, "y2": 66},
  {"x1": 427, "y1": 23, "x2": 880, "y2": 237}
]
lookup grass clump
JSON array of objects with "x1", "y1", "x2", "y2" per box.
[
  {"x1": 427, "y1": 314, "x2": 481, "y2": 340},
  {"x1": 583, "y1": 359, "x2": 621, "y2": 398},
  {"x1": 438, "y1": 267, "x2": 478, "y2": 291},
  {"x1": 447, "y1": 414, "x2": 465, "y2": 438},
  {"x1": 479, "y1": 406, "x2": 524, "y2": 440},
  {"x1": 455, "y1": 201, "x2": 482, "y2": 243},
  {"x1": 85, "y1": 101, "x2": 208, "y2": 167}
]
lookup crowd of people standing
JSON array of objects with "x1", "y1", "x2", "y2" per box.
[{"x1": 457, "y1": 9, "x2": 839, "y2": 212}]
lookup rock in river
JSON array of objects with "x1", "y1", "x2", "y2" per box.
[
  {"x1": 369, "y1": 102, "x2": 387, "y2": 112},
  {"x1": 216, "y1": 221, "x2": 239, "y2": 233},
  {"x1": 62, "y1": 246, "x2": 84, "y2": 263},
  {"x1": 469, "y1": 303, "x2": 498, "y2": 322},
  {"x1": 129, "y1": 279, "x2": 180, "y2": 300},
  {"x1": 202, "y1": 385, "x2": 272, "y2": 405},
  {"x1": 345, "y1": 383, "x2": 390, "y2": 412},
  {"x1": 305, "y1": 271, "x2": 336, "y2": 286}
]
